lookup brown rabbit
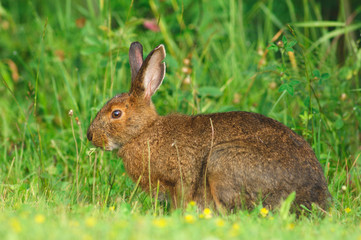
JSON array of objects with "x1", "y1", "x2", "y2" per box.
[{"x1": 87, "y1": 42, "x2": 331, "y2": 212}]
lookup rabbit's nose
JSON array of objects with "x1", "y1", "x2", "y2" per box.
[{"x1": 87, "y1": 130, "x2": 93, "y2": 141}]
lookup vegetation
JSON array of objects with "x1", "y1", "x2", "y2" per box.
[{"x1": 0, "y1": 0, "x2": 360, "y2": 239}]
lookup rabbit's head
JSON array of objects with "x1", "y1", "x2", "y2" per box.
[{"x1": 87, "y1": 42, "x2": 166, "y2": 150}]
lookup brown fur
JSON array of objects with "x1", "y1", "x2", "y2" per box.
[{"x1": 87, "y1": 42, "x2": 331, "y2": 212}]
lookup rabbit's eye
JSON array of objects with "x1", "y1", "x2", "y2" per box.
[{"x1": 111, "y1": 110, "x2": 122, "y2": 119}]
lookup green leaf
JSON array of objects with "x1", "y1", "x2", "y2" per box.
[
  {"x1": 299, "y1": 111, "x2": 313, "y2": 123},
  {"x1": 282, "y1": 35, "x2": 287, "y2": 44},
  {"x1": 321, "y1": 73, "x2": 330, "y2": 80},
  {"x1": 279, "y1": 83, "x2": 288, "y2": 92},
  {"x1": 276, "y1": 66, "x2": 283, "y2": 72},
  {"x1": 279, "y1": 192, "x2": 296, "y2": 220},
  {"x1": 268, "y1": 43, "x2": 279, "y2": 51},
  {"x1": 312, "y1": 69, "x2": 321, "y2": 78},
  {"x1": 287, "y1": 85, "x2": 294, "y2": 96},
  {"x1": 289, "y1": 80, "x2": 300, "y2": 87},
  {"x1": 285, "y1": 47, "x2": 294, "y2": 52},
  {"x1": 278, "y1": 83, "x2": 294, "y2": 96},
  {"x1": 287, "y1": 40, "x2": 297, "y2": 48},
  {"x1": 335, "y1": 117, "x2": 344, "y2": 129},
  {"x1": 198, "y1": 86, "x2": 223, "y2": 97}
]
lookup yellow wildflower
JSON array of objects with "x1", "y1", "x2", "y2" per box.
[
  {"x1": 216, "y1": 218, "x2": 225, "y2": 227},
  {"x1": 109, "y1": 206, "x2": 115, "y2": 211},
  {"x1": 199, "y1": 213, "x2": 205, "y2": 219},
  {"x1": 260, "y1": 208, "x2": 269, "y2": 217},
  {"x1": 189, "y1": 201, "x2": 196, "y2": 207},
  {"x1": 229, "y1": 223, "x2": 241, "y2": 237},
  {"x1": 232, "y1": 223, "x2": 240, "y2": 230},
  {"x1": 345, "y1": 208, "x2": 351, "y2": 214},
  {"x1": 34, "y1": 214, "x2": 45, "y2": 224},
  {"x1": 85, "y1": 217, "x2": 97, "y2": 227},
  {"x1": 10, "y1": 218, "x2": 22, "y2": 233},
  {"x1": 184, "y1": 214, "x2": 195, "y2": 223},
  {"x1": 153, "y1": 218, "x2": 167, "y2": 228},
  {"x1": 203, "y1": 208, "x2": 212, "y2": 219},
  {"x1": 287, "y1": 223, "x2": 295, "y2": 230}
]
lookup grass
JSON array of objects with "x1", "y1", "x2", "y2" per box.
[
  {"x1": 0, "y1": 0, "x2": 361, "y2": 239},
  {"x1": 0, "y1": 203, "x2": 360, "y2": 240}
]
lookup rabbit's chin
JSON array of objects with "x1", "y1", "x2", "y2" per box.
[{"x1": 104, "y1": 141, "x2": 122, "y2": 151}]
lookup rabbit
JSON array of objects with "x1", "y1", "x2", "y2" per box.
[{"x1": 87, "y1": 42, "x2": 331, "y2": 212}]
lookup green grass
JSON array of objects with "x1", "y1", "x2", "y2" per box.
[
  {"x1": 1, "y1": 0, "x2": 361, "y2": 239},
  {"x1": 0, "y1": 203, "x2": 360, "y2": 240}
]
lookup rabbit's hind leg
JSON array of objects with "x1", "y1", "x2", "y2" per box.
[
  {"x1": 206, "y1": 144, "x2": 258, "y2": 211},
  {"x1": 208, "y1": 179, "x2": 227, "y2": 214}
]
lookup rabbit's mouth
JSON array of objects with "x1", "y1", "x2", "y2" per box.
[
  {"x1": 88, "y1": 136, "x2": 122, "y2": 151},
  {"x1": 87, "y1": 129, "x2": 122, "y2": 151}
]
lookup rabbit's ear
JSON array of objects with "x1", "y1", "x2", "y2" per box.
[
  {"x1": 129, "y1": 42, "x2": 144, "y2": 82},
  {"x1": 131, "y1": 44, "x2": 166, "y2": 101}
]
